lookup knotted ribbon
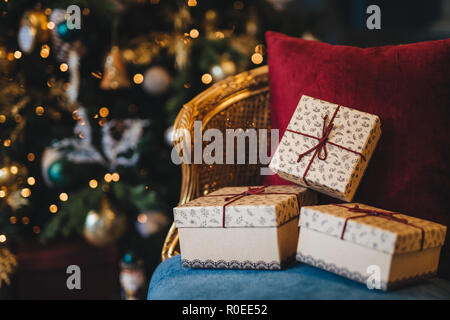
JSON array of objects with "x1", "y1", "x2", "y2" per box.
[
  {"x1": 332, "y1": 204, "x2": 425, "y2": 250},
  {"x1": 205, "y1": 186, "x2": 299, "y2": 228},
  {"x1": 286, "y1": 105, "x2": 366, "y2": 185}
]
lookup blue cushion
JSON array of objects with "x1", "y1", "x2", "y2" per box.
[{"x1": 148, "y1": 255, "x2": 450, "y2": 300}]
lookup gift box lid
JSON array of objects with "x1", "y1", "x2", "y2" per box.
[
  {"x1": 285, "y1": 95, "x2": 381, "y2": 160},
  {"x1": 174, "y1": 185, "x2": 316, "y2": 228},
  {"x1": 299, "y1": 203, "x2": 447, "y2": 255}
]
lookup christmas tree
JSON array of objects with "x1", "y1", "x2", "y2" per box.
[{"x1": 0, "y1": 0, "x2": 307, "y2": 297}]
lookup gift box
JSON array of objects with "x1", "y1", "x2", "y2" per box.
[
  {"x1": 173, "y1": 185, "x2": 317, "y2": 270},
  {"x1": 269, "y1": 95, "x2": 381, "y2": 201},
  {"x1": 296, "y1": 203, "x2": 447, "y2": 290}
]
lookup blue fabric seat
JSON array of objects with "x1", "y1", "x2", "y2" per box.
[{"x1": 148, "y1": 255, "x2": 450, "y2": 300}]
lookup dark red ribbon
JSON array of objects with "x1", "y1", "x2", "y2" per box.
[
  {"x1": 205, "y1": 186, "x2": 299, "y2": 228},
  {"x1": 332, "y1": 204, "x2": 425, "y2": 250},
  {"x1": 286, "y1": 105, "x2": 366, "y2": 185}
]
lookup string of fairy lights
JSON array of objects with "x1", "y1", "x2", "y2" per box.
[
  {"x1": 0, "y1": 0, "x2": 266, "y2": 245},
  {"x1": 1, "y1": 0, "x2": 265, "y2": 84},
  {"x1": 0, "y1": 104, "x2": 122, "y2": 243},
  {"x1": 0, "y1": 163, "x2": 123, "y2": 244}
]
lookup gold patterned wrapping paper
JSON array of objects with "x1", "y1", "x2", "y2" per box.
[
  {"x1": 174, "y1": 185, "x2": 317, "y2": 228},
  {"x1": 269, "y1": 95, "x2": 381, "y2": 201},
  {"x1": 300, "y1": 203, "x2": 447, "y2": 255}
]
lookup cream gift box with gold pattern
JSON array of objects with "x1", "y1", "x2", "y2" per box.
[
  {"x1": 173, "y1": 185, "x2": 317, "y2": 270},
  {"x1": 269, "y1": 95, "x2": 381, "y2": 201},
  {"x1": 296, "y1": 203, "x2": 447, "y2": 290}
]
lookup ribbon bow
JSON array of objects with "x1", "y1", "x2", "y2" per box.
[
  {"x1": 286, "y1": 105, "x2": 366, "y2": 185},
  {"x1": 296, "y1": 113, "x2": 335, "y2": 162},
  {"x1": 205, "y1": 186, "x2": 299, "y2": 228},
  {"x1": 333, "y1": 204, "x2": 425, "y2": 250},
  {"x1": 224, "y1": 186, "x2": 266, "y2": 201}
]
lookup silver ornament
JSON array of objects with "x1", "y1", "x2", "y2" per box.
[
  {"x1": 142, "y1": 66, "x2": 171, "y2": 95},
  {"x1": 136, "y1": 211, "x2": 169, "y2": 238}
]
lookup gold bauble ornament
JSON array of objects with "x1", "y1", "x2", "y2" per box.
[
  {"x1": 100, "y1": 46, "x2": 131, "y2": 90},
  {"x1": 83, "y1": 194, "x2": 127, "y2": 246},
  {"x1": 17, "y1": 10, "x2": 49, "y2": 54},
  {"x1": 221, "y1": 59, "x2": 237, "y2": 76}
]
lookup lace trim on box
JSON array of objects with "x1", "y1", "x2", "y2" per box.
[
  {"x1": 182, "y1": 254, "x2": 295, "y2": 270},
  {"x1": 296, "y1": 253, "x2": 436, "y2": 290}
]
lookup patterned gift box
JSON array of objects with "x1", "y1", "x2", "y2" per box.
[
  {"x1": 269, "y1": 95, "x2": 381, "y2": 201},
  {"x1": 173, "y1": 185, "x2": 317, "y2": 270},
  {"x1": 296, "y1": 203, "x2": 447, "y2": 290}
]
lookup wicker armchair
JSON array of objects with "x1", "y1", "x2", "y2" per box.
[{"x1": 161, "y1": 65, "x2": 271, "y2": 261}]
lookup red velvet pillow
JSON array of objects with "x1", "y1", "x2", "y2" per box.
[{"x1": 264, "y1": 31, "x2": 450, "y2": 277}]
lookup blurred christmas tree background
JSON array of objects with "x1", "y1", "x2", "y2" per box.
[{"x1": 0, "y1": 0, "x2": 310, "y2": 298}]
